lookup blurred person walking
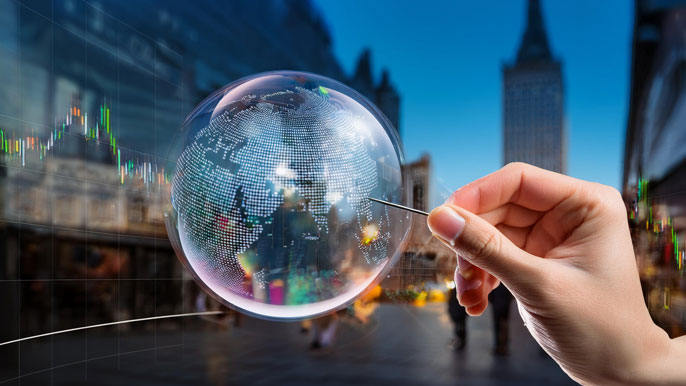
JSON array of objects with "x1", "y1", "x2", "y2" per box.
[
  {"x1": 447, "y1": 286, "x2": 467, "y2": 351},
  {"x1": 458, "y1": 257, "x2": 512, "y2": 355},
  {"x1": 488, "y1": 284, "x2": 512, "y2": 355},
  {"x1": 310, "y1": 311, "x2": 344, "y2": 350}
]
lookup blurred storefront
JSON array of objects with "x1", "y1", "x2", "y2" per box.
[
  {"x1": 0, "y1": 0, "x2": 402, "y2": 341},
  {"x1": 623, "y1": 0, "x2": 686, "y2": 338},
  {"x1": 383, "y1": 154, "x2": 455, "y2": 300}
]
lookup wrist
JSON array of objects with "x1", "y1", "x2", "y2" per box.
[
  {"x1": 616, "y1": 327, "x2": 685, "y2": 386},
  {"x1": 649, "y1": 334, "x2": 686, "y2": 386}
]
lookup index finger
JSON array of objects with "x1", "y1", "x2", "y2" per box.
[{"x1": 445, "y1": 162, "x2": 580, "y2": 214}]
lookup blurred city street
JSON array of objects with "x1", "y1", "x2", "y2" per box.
[
  {"x1": 1, "y1": 0, "x2": 685, "y2": 384},
  {"x1": 4, "y1": 303, "x2": 574, "y2": 386}
]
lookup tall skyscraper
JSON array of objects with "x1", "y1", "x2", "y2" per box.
[
  {"x1": 375, "y1": 69, "x2": 401, "y2": 136},
  {"x1": 503, "y1": 0, "x2": 565, "y2": 173},
  {"x1": 350, "y1": 48, "x2": 376, "y2": 99},
  {"x1": 350, "y1": 48, "x2": 402, "y2": 137}
]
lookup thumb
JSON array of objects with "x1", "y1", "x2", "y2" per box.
[{"x1": 427, "y1": 204, "x2": 543, "y2": 291}]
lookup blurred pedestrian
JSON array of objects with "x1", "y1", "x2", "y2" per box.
[
  {"x1": 300, "y1": 319, "x2": 312, "y2": 334},
  {"x1": 310, "y1": 312, "x2": 341, "y2": 350},
  {"x1": 447, "y1": 286, "x2": 467, "y2": 351},
  {"x1": 488, "y1": 284, "x2": 512, "y2": 355}
]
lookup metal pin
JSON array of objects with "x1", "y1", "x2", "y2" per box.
[{"x1": 368, "y1": 197, "x2": 429, "y2": 216}]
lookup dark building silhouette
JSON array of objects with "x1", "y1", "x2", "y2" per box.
[
  {"x1": 350, "y1": 49, "x2": 402, "y2": 137},
  {"x1": 623, "y1": 0, "x2": 686, "y2": 338},
  {"x1": 503, "y1": 0, "x2": 565, "y2": 173},
  {"x1": 350, "y1": 48, "x2": 376, "y2": 100},
  {"x1": 376, "y1": 69, "x2": 401, "y2": 136}
]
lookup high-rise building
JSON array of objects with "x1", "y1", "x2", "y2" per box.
[
  {"x1": 375, "y1": 69, "x2": 401, "y2": 136},
  {"x1": 350, "y1": 49, "x2": 402, "y2": 137},
  {"x1": 503, "y1": 0, "x2": 565, "y2": 173},
  {"x1": 350, "y1": 48, "x2": 376, "y2": 100}
]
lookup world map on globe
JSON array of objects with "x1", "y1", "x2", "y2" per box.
[{"x1": 167, "y1": 72, "x2": 407, "y2": 320}]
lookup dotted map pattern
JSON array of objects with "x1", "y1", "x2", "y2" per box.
[{"x1": 171, "y1": 87, "x2": 391, "y2": 299}]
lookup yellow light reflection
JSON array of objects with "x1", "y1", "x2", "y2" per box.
[{"x1": 360, "y1": 223, "x2": 379, "y2": 246}]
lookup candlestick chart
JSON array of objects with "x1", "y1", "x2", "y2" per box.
[
  {"x1": 0, "y1": 3, "x2": 194, "y2": 383},
  {"x1": 0, "y1": 99, "x2": 169, "y2": 187},
  {"x1": 629, "y1": 176, "x2": 686, "y2": 336}
]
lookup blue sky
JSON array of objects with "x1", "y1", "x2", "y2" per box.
[{"x1": 313, "y1": 0, "x2": 633, "y2": 202}]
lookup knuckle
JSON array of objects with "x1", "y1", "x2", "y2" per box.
[
  {"x1": 504, "y1": 161, "x2": 528, "y2": 172},
  {"x1": 601, "y1": 185, "x2": 626, "y2": 214},
  {"x1": 466, "y1": 227, "x2": 501, "y2": 264},
  {"x1": 604, "y1": 185, "x2": 623, "y2": 202},
  {"x1": 584, "y1": 183, "x2": 626, "y2": 216}
]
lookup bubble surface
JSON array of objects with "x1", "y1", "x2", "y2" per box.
[{"x1": 165, "y1": 71, "x2": 409, "y2": 320}]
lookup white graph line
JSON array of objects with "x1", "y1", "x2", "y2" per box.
[{"x1": 0, "y1": 311, "x2": 224, "y2": 347}]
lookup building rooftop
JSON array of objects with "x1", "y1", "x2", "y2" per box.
[{"x1": 516, "y1": 0, "x2": 553, "y2": 65}]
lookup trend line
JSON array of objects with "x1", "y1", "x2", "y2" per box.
[{"x1": 0, "y1": 311, "x2": 224, "y2": 347}]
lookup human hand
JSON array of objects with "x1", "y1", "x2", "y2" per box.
[{"x1": 427, "y1": 162, "x2": 685, "y2": 385}]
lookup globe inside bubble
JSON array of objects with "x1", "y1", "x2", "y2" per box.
[{"x1": 164, "y1": 71, "x2": 409, "y2": 320}]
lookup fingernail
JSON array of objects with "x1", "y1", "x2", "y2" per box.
[
  {"x1": 428, "y1": 206, "x2": 465, "y2": 245},
  {"x1": 457, "y1": 276, "x2": 482, "y2": 296},
  {"x1": 459, "y1": 268, "x2": 474, "y2": 280},
  {"x1": 457, "y1": 255, "x2": 474, "y2": 273}
]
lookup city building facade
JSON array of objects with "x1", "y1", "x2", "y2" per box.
[
  {"x1": 384, "y1": 154, "x2": 455, "y2": 293},
  {"x1": 623, "y1": 0, "x2": 686, "y2": 338},
  {"x1": 0, "y1": 0, "x2": 401, "y2": 338},
  {"x1": 503, "y1": 0, "x2": 565, "y2": 173}
]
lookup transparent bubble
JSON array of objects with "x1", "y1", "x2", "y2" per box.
[{"x1": 164, "y1": 71, "x2": 409, "y2": 320}]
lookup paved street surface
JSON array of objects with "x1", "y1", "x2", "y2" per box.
[{"x1": 1, "y1": 303, "x2": 577, "y2": 385}]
